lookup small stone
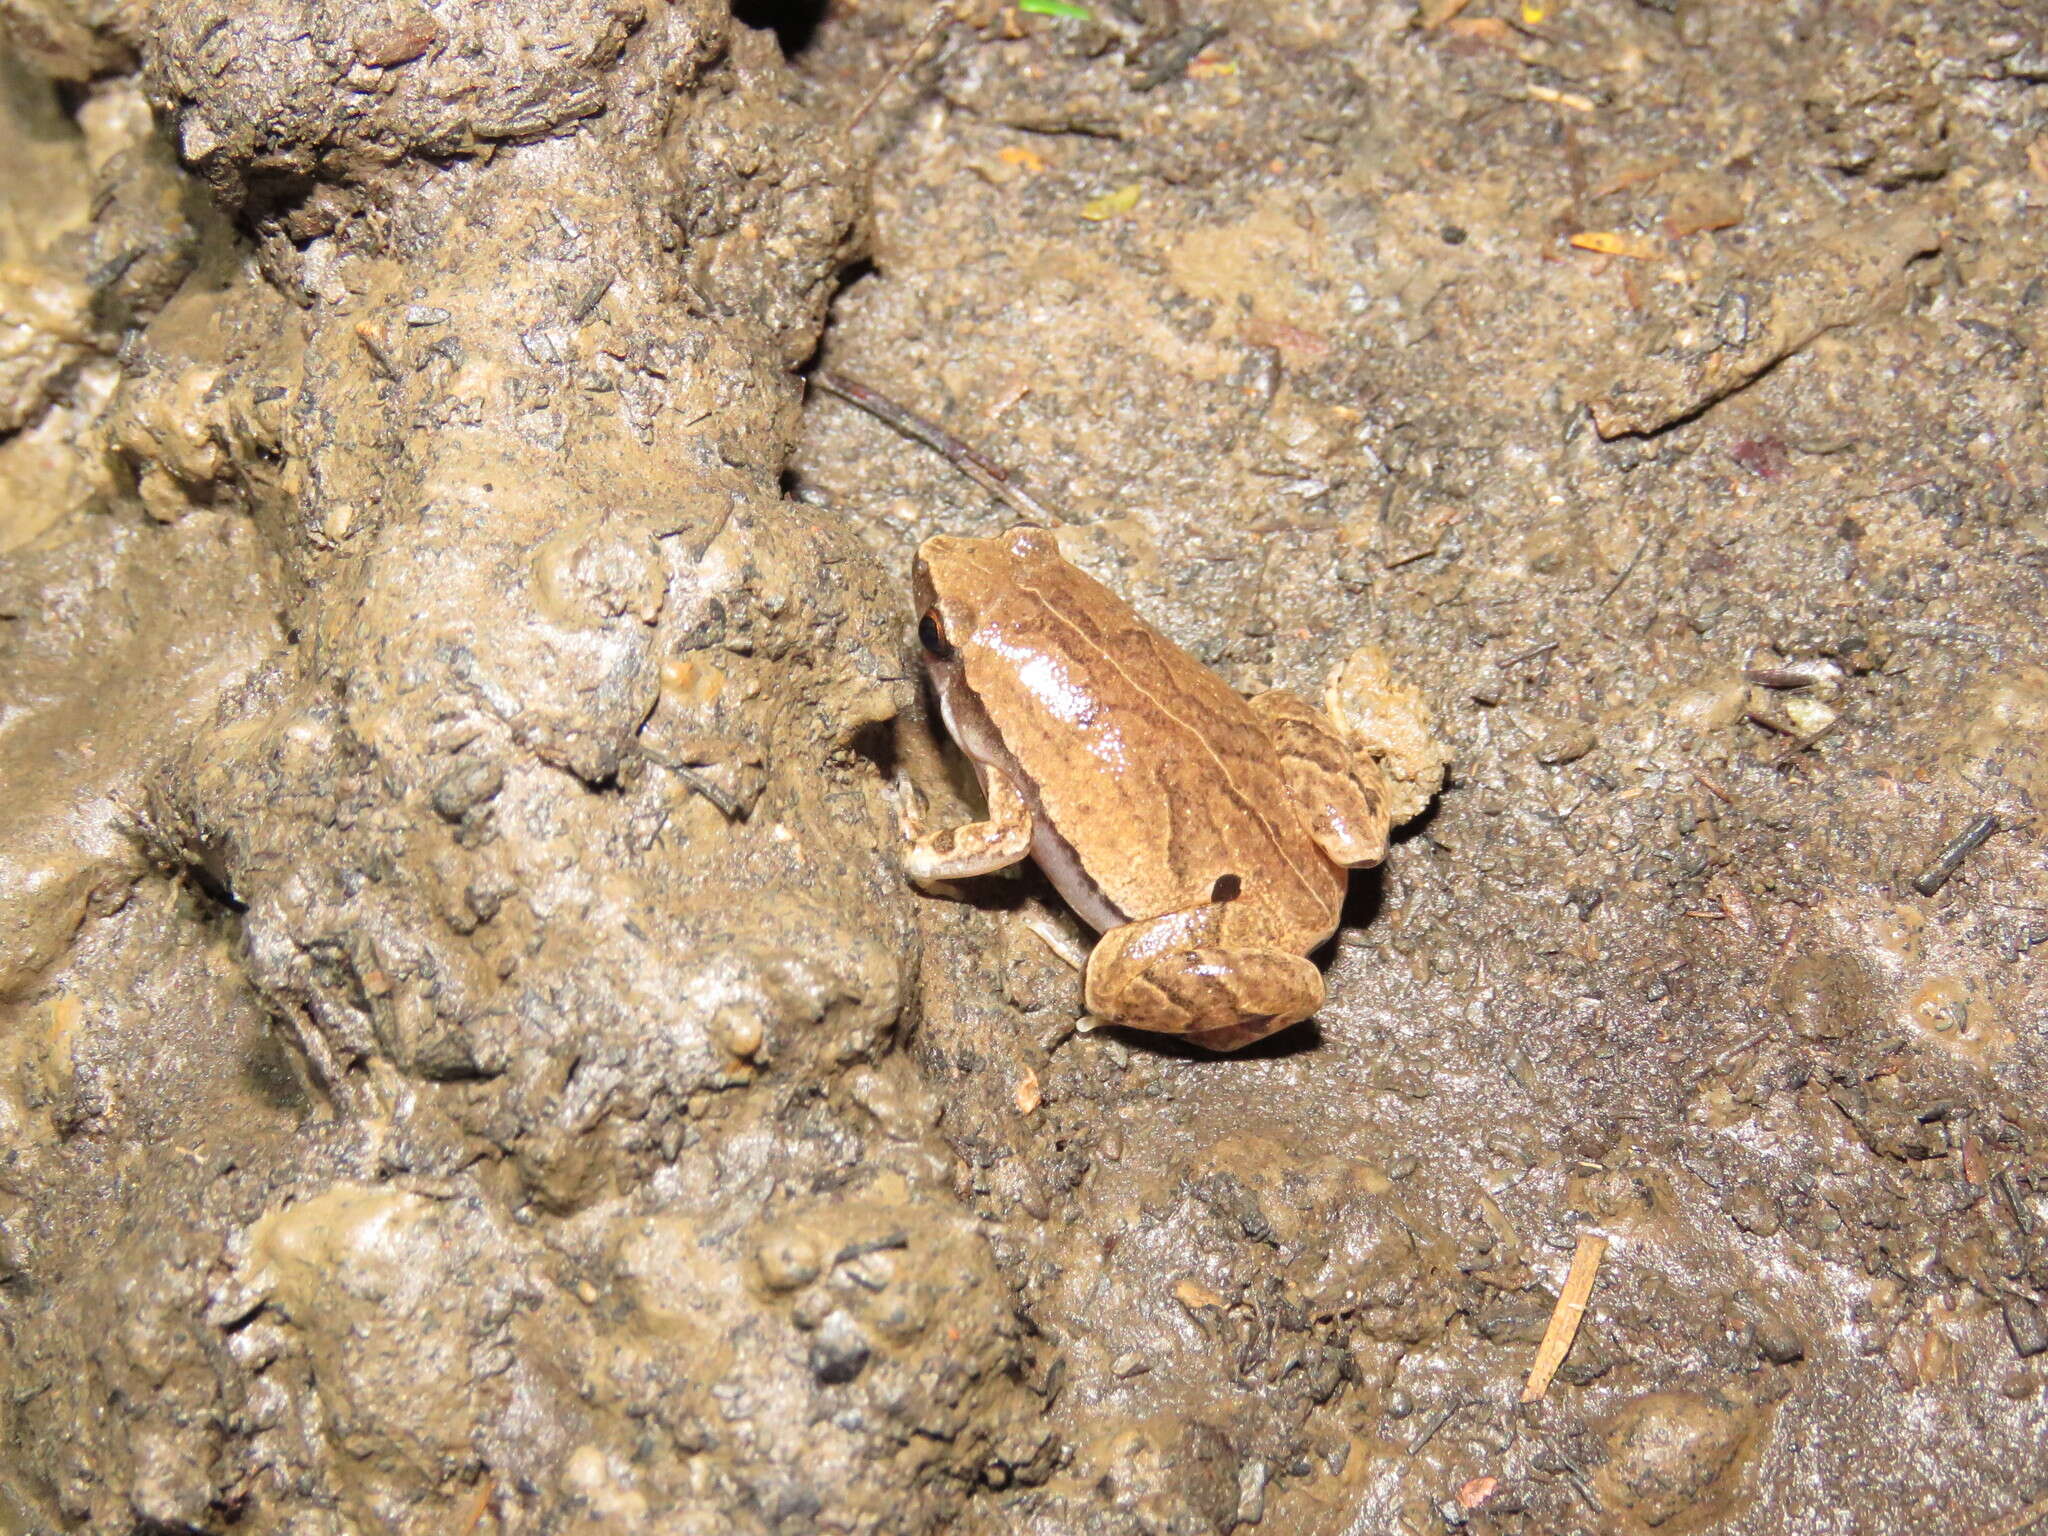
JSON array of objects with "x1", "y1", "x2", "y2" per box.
[
  {"x1": 808, "y1": 1311, "x2": 871, "y2": 1384},
  {"x1": 755, "y1": 1232, "x2": 821, "y2": 1291},
  {"x1": 1533, "y1": 719, "x2": 1597, "y2": 766},
  {"x1": 2003, "y1": 1297, "x2": 2048, "y2": 1359},
  {"x1": 1782, "y1": 696, "x2": 1837, "y2": 736},
  {"x1": 431, "y1": 758, "x2": 503, "y2": 821},
  {"x1": 1725, "y1": 1181, "x2": 1784, "y2": 1238},
  {"x1": 405, "y1": 305, "x2": 450, "y2": 327},
  {"x1": 178, "y1": 110, "x2": 220, "y2": 162},
  {"x1": 1235, "y1": 1458, "x2": 1268, "y2": 1525},
  {"x1": 709, "y1": 1007, "x2": 765, "y2": 1061},
  {"x1": 1754, "y1": 1315, "x2": 1804, "y2": 1364},
  {"x1": 1111, "y1": 1351, "x2": 1152, "y2": 1379}
]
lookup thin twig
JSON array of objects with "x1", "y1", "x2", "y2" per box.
[
  {"x1": 1913, "y1": 813, "x2": 2000, "y2": 897},
  {"x1": 1521, "y1": 1232, "x2": 1608, "y2": 1402},
  {"x1": 810, "y1": 368, "x2": 1064, "y2": 526},
  {"x1": 1407, "y1": 1396, "x2": 1472, "y2": 1456},
  {"x1": 1693, "y1": 770, "x2": 1734, "y2": 806},
  {"x1": 1745, "y1": 706, "x2": 1800, "y2": 737},
  {"x1": 1597, "y1": 526, "x2": 1660, "y2": 605},
  {"x1": 846, "y1": 2, "x2": 957, "y2": 131},
  {"x1": 1771, "y1": 715, "x2": 1841, "y2": 766},
  {"x1": 458, "y1": 1475, "x2": 495, "y2": 1536},
  {"x1": 637, "y1": 745, "x2": 745, "y2": 820}
]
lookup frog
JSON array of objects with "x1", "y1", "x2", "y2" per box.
[{"x1": 900, "y1": 525, "x2": 1432, "y2": 1052}]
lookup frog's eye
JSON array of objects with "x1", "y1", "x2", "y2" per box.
[{"x1": 918, "y1": 609, "x2": 956, "y2": 660}]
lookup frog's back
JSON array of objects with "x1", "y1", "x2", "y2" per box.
[{"x1": 961, "y1": 545, "x2": 1343, "y2": 934}]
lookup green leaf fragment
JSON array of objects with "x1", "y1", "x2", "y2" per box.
[
  {"x1": 1018, "y1": 0, "x2": 1095, "y2": 19},
  {"x1": 1080, "y1": 184, "x2": 1142, "y2": 221}
]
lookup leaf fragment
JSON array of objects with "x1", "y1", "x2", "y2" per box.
[
  {"x1": 1569, "y1": 230, "x2": 1660, "y2": 259},
  {"x1": 1080, "y1": 183, "x2": 1143, "y2": 221}
]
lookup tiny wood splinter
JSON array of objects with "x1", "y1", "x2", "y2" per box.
[{"x1": 1521, "y1": 1232, "x2": 1609, "y2": 1403}]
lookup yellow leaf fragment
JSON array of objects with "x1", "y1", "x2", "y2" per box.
[
  {"x1": 1570, "y1": 230, "x2": 1660, "y2": 260},
  {"x1": 1527, "y1": 83, "x2": 1596, "y2": 112},
  {"x1": 1521, "y1": 1232, "x2": 1608, "y2": 1402},
  {"x1": 1174, "y1": 1277, "x2": 1226, "y2": 1311},
  {"x1": 1080, "y1": 183, "x2": 1142, "y2": 221},
  {"x1": 998, "y1": 145, "x2": 1047, "y2": 173}
]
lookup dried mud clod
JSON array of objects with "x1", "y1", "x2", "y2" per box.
[{"x1": 1, "y1": 2, "x2": 1040, "y2": 1532}]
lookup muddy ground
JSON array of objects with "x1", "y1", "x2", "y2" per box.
[{"x1": 1, "y1": 0, "x2": 2044, "y2": 1532}]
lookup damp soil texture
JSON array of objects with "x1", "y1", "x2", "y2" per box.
[{"x1": 1, "y1": 1, "x2": 2045, "y2": 1533}]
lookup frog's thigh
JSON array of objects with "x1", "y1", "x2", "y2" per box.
[
  {"x1": 1247, "y1": 689, "x2": 1390, "y2": 868},
  {"x1": 1084, "y1": 908, "x2": 1324, "y2": 1050},
  {"x1": 902, "y1": 762, "x2": 1035, "y2": 882}
]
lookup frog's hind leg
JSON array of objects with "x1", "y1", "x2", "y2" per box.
[
  {"x1": 1247, "y1": 688, "x2": 1391, "y2": 869},
  {"x1": 898, "y1": 762, "x2": 1035, "y2": 883},
  {"x1": 1083, "y1": 904, "x2": 1324, "y2": 1052}
]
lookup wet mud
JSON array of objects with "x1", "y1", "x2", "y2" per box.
[{"x1": 2, "y1": 1, "x2": 2045, "y2": 1533}]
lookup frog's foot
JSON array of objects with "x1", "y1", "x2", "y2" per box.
[
  {"x1": 1019, "y1": 907, "x2": 1090, "y2": 970},
  {"x1": 898, "y1": 762, "x2": 1035, "y2": 884},
  {"x1": 1084, "y1": 914, "x2": 1324, "y2": 1051},
  {"x1": 1247, "y1": 688, "x2": 1391, "y2": 868}
]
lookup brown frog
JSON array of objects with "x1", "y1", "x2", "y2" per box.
[{"x1": 901, "y1": 526, "x2": 1428, "y2": 1052}]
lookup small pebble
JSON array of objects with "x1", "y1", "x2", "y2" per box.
[
  {"x1": 1534, "y1": 720, "x2": 1597, "y2": 766},
  {"x1": 1236, "y1": 1459, "x2": 1269, "y2": 1526},
  {"x1": 808, "y1": 1311, "x2": 872, "y2": 1384},
  {"x1": 755, "y1": 1233, "x2": 821, "y2": 1291},
  {"x1": 1110, "y1": 1351, "x2": 1152, "y2": 1379},
  {"x1": 404, "y1": 305, "x2": 450, "y2": 326},
  {"x1": 1783, "y1": 696, "x2": 1837, "y2": 736},
  {"x1": 2003, "y1": 1297, "x2": 2048, "y2": 1359},
  {"x1": 1755, "y1": 1315, "x2": 1805, "y2": 1364}
]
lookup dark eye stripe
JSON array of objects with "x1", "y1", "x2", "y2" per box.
[{"x1": 918, "y1": 610, "x2": 956, "y2": 660}]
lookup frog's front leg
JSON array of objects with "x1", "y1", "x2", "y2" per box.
[
  {"x1": 1083, "y1": 899, "x2": 1325, "y2": 1052},
  {"x1": 899, "y1": 761, "x2": 1035, "y2": 883},
  {"x1": 1247, "y1": 689, "x2": 1391, "y2": 868}
]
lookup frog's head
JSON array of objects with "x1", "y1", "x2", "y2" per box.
[{"x1": 911, "y1": 526, "x2": 1061, "y2": 670}]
